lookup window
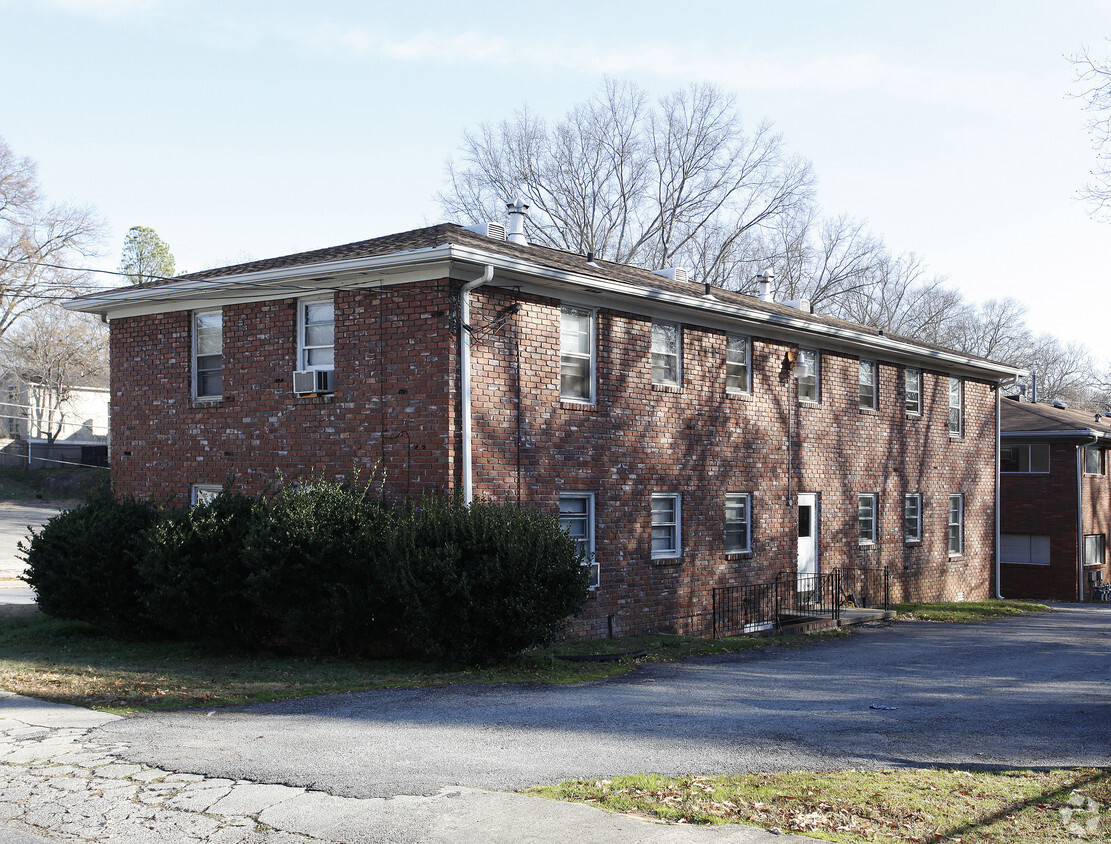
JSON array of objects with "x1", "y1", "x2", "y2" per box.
[
  {"x1": 725, "y1": 335, "x2": 750, "y2": 394},
  {"x1": 859, "y1": 360, "x2": 877, "y2": 410},
  {"x1": 560, "y1": 493, "x2": 598, "y2": 588},
  {"x1": 948, "y1": 494, "x2": 963, "y2": 556},
  {"x1": 797, "y1": 348, "x2": 819, "y2": 402},
  {"x1": 1001, "y1": 534, "x2": 1051, "y2": 565},
  {"x1": 191, "y1": 484, "x2": 222, "y2": 506},
  {"x1": 1001, "y1": 444, "x2": 1050, "y2": 473},
  {"x1": 1084, "y1": 446, "x2": 1105, "y2": 475},
  {"x1": 651, "y1": 493, "x2": 681, "y2": 558},
  {"x1": 560, "y1": 306, "x2": 594, "y2": 402},
  {"x1": 299, "y1": 296, "x2": 335, "y2": 371},
  {"x1": 725, "y1": 492, "x2": 751, "y2": 553},
  {"x1": 904, "y1": 493, "x2": 922, "y2": 543},
  {"x1": 1084, "y1": 534, "x2": 1106, "y2": 566},
  {"x1": 948, "y1": 377, "x2": 962, "y2": 436},
  {"x1": 905, "y1": 368, "x2": 921, "y2": 415},
  {"x1": 651, "y1": 322, "x2": 681, "y2": 387},
  {"x1": 193, "y1": 309, "x2": 223, "y2": 399},
  {"x1": 858, "y1": 494, "x2": 877, "y2": 545}
]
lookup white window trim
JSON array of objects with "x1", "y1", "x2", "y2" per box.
[
  {"x1": 651, "y1": 492, "x2": 681, "y2": 559},
  {"x1": 725, "y1": 334, "x2": 751, "y2": 395},
  {"x1": 1083, "y1": 534, "x2": 1106, "y2": 566},
  {"x1": 859, "y1": 359, "x2": 877, "y2": 411},
  {"x1": 559, "y1": 492, "x2": 598, "y2": 588},
  {"x1": 297, "y1": 294, "x2": 335, "y2": 373},
  {"x1": 948, "y1": 377, "x2": 963, "y2": 437},
  {"x1": 651, "y1": 321, "x2": 682, "y2": 387},
  {"x1": 191, "y1": 484, "x2": 222, "y2": 506},
  {"x1": 1001, "y1": 443, "x2": 1051, "y2": 474},
  {"x1": 725, "y1": 491, "x2": 752, "y2": 554},
  {"x1": 1001, "y1": 534, "x2": 1051, "y2": 566},
  {"x1": 192, "y1": 309, "x2": 222, "y2": 401},
  {"x1": 948, "y1": 493, "x2": 964, "y2": 556},
  {"x1": 858, "y1": 493, "x2": 877, "y2": 546},
  {"x1": 560, "y1": 305, "x2": 596, "y2": 404},
  {"x1": 1083, "y1": 446, "x2": 1105, "y2": 476},
  {"x1": 798, "y1": 348, "x2": 820, "y2": 403},
  {"x1": 904, "y1": 493, "x2": 922, "y2": 543},
  {"x1": 905, "y1": 368, "x2": 921, "y2": 416}
]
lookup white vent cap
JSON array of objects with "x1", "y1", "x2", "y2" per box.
[
  {"x1": 653, "y1": 267, "x2": 689, "y2": 283},
  {"x1": 463, "y1": 222, "x2": 507, "y2": 241}
]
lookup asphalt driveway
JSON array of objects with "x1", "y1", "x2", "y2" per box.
[{"x1": 98, "y1": 605, "x2": 1111, "y2": 799}]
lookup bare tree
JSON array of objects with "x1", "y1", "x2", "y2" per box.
[
  {"x1": 1, "y1": 305, "x2": 107, "y2": 444},
  {"x1": 0, "y1": 138, "x2": 104, "y2": 340},
  {"x1": 1071, "y1": 43, "x2": 1111, "y2": 218},
  {"x1": 439, "y1": 79, "x2": 814, "y2": 282}
]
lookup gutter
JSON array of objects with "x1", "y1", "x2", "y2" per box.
[{"x1": 460, "y1": 265, "x2": 493, "y2": 505}]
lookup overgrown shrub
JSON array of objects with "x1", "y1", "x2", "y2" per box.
[
  {"x1": 387, "y1": 496, "x2": 590, "y2": 664},
  {"x1": 19, "y1": 492, "x2": 161, "y2": 635}
]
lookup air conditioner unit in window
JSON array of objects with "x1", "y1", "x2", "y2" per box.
[{"x1": 293, "y1": 369, "x2": 334, "y2": 396}]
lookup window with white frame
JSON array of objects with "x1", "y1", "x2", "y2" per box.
[
  {"x1": 859, "y1": 360, "x2": 877, "y2": 410},
  {"x1": 725, "y1": 335, "x2": 750, "y2": 394},
  {"x1": 299, "y1": 296, "x2": 335, "y2": 371},
  {"x1": 1001, "y1": 444, "x2": 1050, "y2": 473},
  {"x1": 858, "y1": 494, "x2": 877, "y2": 545},
  {"x1": 905, "y1": 368, "x2": 921, "y2": 415},
  {"x1": 904, "y1": 493, "x2": 922, "y2": 543},
  {"x1": 725, "y1": 492, "x2": 751, "y2": 553},
  {"x1": 797, "y1": 348, "x2": 819, "y2": 402},
  {"x1": 191, "y1": 484, "x2": 222, "y2": 506},
  {"x1": 948, "y1": 377, "x2": 963, "y2": 436},
  {"x1": 193, "y1": 309, "x2": 223, "y2": 399},
  {"x1": 1084, "y1": 446, "x2": 1105, "y2": 475},
  {"x1": 1084, "y1": 534, "x2": 1106, "y2": 566},
  {"x1": 651, "y1": 493, "x2": 681, "y2": 558},
  {"x1": 651, "y1": 322, "x2": 681, "y2": 387},
  {"x1": 948, "y1": 494, "x2": 964, "y2": 555},
  {"x1": 1001, "y1": 534, "x2": 1051, "y2": 565},
  {"x1": 560, "y1": 306, "x2": 594, "y2": 402},
  {"x1": 559, "y1": 493, "x2": 598, "y2": 588}
]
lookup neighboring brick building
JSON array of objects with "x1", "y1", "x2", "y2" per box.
[
  {"x1": 999, "y1": 398, "x2": 1111, "y2": 601},
  {"x1": 70, "y1": 220, "x2": 1023, "y2": 637}
]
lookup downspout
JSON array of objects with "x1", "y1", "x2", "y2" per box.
[
  {"x1": 460, "y1": 265, "x2": 494, "y2": 505},
  {"x1": 995, "y1": 387, "x2": 1004, "y2": 598},
  {"x1": 1076, "y1": 434, "x2": 1100, "y2": 602}
]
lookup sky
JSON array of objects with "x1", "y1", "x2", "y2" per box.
[{"x1": 4, "y1": 0, "x2": 1110, "y2": 362}]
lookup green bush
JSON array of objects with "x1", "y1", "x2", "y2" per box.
[
  {"x1": 19, "y1": 493, "x2": 162, "y2": 635},
  {"x1": 387, "y1": 497, "x2": 590, "y2": 664}
]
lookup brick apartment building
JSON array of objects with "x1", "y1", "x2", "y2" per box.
[
  {"x1": 70, "y1": 218, "x2": 1023, "y2": 637},
  {"x1": 1000, "y1": 398, "x2": 1111, "y2": 601}
]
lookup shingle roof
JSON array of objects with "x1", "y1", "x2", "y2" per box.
[{"x1": 1001, "y1": 398, "x2": 1111, "y2": 437}]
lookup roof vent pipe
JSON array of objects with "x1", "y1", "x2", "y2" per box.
[
  {"x1": 506, "y1": 197, "x2": 530, "y2": 246},
  {"x1": 756, "y1": 270, "x2": 775, "y2": 302}
]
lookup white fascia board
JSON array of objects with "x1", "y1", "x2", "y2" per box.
[
  {"x1": 444, "y1": 244, "x2": 1027, "y2": 382},
  {"x1": 65, "y1": 244, "x2": 457, "y2": 320},
  {"x1": 1002, "y1": 428, "x2": 1111, "y2": 440}
]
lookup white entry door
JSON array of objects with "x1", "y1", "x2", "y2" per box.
[{"x1": 797, "y1": 493, "x2": 818, "y2": 586}]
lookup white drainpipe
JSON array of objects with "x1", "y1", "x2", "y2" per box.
[
  {"x1": 995, "y1": 387, "x2": 1004, "y2": 599},
  {"x1": 460, "y1": 265, "x2": 494, "y2": 505}
]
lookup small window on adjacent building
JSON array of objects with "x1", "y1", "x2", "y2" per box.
[
  {"x1": 560, "y1": 306, "x2": 595, "y2": 402},
  {"x1": 948, "y1": 377, "x2": 963, "y2": 436},
  {"x1": 905, "y1": 368, "x2": 921, "y2": 415},
  {"x1": 904, "y1": 493, "x2": 922, "y2": 543},
  {"x1": 299, "y1": 296, "x2": 335, "y2": 371},
  {"x1": 858, "y1": 494, "x2": 877, "y2": 545},
  {"x1": 1001, "y1": 444, "x2": 1050, "y2": 473},
  {"x1": 651, "y1": 493, "x2": 681, "y2": 558},
  {"x1": 1001, "y1": 534, "x2": 1051, "y2": 565},
  {"x1": 1084, "y1": 446, "x2": 1105, "y2": 476},
  {"x1": 859, "y1": 360, "x2": 877, "y2": 411},
  {"x1": 725, "y1": 335, "x2": 750, "y2": 395},
  {"x1": 948, "y1": 494, "x2": 964, "y2": 556},
  {"x1": 1084, "y1": 534, "x2": 1106, "y2": 566},
  {"x1": 725, "y1": 492, "x2": 751, "y2": 553},
  {"x1": 193, "y1": 310, "x2": 223, "y2": 400},
  {"x1": 797, "y1": 348, "x2": 819, "y2": 402},
  {"x1": 559, "y1": 493, "x2": 598, "y2": 588},
  {"x1": 191, "y1": 484, "x2": 222, "y2": 506},
  {"x1": 651, "y1": 322, "x2": 681, "y2": 387}
]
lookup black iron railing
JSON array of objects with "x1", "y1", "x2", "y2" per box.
[
  {"x1": 712, "y1": 572, "x2": 839, "y2": 639},
  {"x1": 835, "y1": 566, "x2": 890, "y2": 611}
]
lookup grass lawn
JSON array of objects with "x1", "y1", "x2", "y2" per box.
[
  {"x1": 891, "y1": 600, "x2": 1052, "y2": 623},
  {"x1": 534, "y1": 768, "x2": 1110, "y2": 843},
  {"x1": 0, "y1": 603, "x2": 849, "y2": 713},
  {"x1": 0, "y1": 466, "x2": 107, "y2": 502}
]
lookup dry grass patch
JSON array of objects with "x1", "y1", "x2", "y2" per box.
[
  {"x1": 892, "y1": 601, "x2": 1052, "y2": 623},
  {"x1": 534, "y1": 768, "x2": 1110, "y2": 842}
]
